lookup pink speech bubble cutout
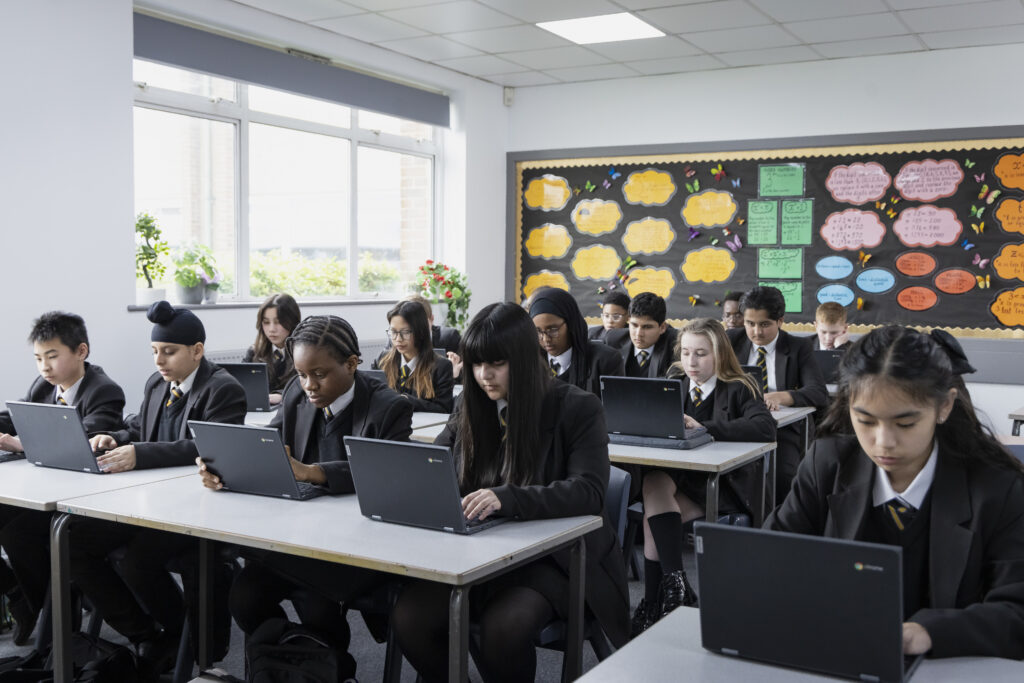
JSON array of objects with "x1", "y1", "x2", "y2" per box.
[
  {"x1": 820, "y1": 209, "x2": 887, "y2": 251},
  {"x1": 893, "y1": 159, "x2": 964, "y2": 202},
  {"x1": 893, "y1": 205, "x2": 963, "y2": 248},
  {"x1": 824, "y1": 162, "x2": 892, "y2": 205}
]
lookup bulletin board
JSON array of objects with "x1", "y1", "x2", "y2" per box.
[{"x1": 513, "y1": 136, "x2": 1024, "y2": 338}]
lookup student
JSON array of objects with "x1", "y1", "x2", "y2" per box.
[
  {"x1": 67, "y1": 301, "x2": 247, "y2": 674},
  {"x1": 243, "y1": 292, "x2": 301, "y2": 403},
  {"x1": 201, "y1": 314, "x2": 413, "y2": 679},
  {"x1": 727, "y1": 286, "x2": 827, "y2": 500},
  {"x1": 588, "y1": 291, "x2": 630, "y2": 343},
  {"x1": 632, "y1": 318, "x2": 776, "y2": 636},
  {"x1": 813, "y1": 301, "x2": 850, "y2": 350},
  {"x1": 404, "y1": 293, "x2": 462, "y2": 354},
  {"x1": 721, "y1": 290, "x2": 744, "y2": 330},
  {"x1": 0, "y1": 311, "x2": 125, "y2": 645},
  {"x1": 372, "y1": 300, "x2": 454, "y2": 413},
  {"x1": 618, "y1": 292, "x2": 678, "y2": 378},
  {"x1": 391, "y1": 303, "x2": 629, "y2": 682},
  {"x1": 529, "y1": 287, "x2": 624, "y2": 397},
  {"x1": 767, "y1": 326, "x2": 1024, "y2": 659}
]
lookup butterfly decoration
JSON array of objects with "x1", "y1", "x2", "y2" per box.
[
  {"x1": 596, "y1": 286, "x2": 607, "y2": 295},
  {"x1": 686, "y1": 179, "x2": 701, "y2": 193},
  {"x1": 725, "y1": 234, "x2": 742, "y2": 252},
  {"x1": 857, "y1": 250, "x2": 872, "y2": 268},
  {"x1": 976, "y1": 274, "x2": 991, "y2": 289},
  {"x1": 573, "y1": 187, "x2": 581, "y2": 196},
  {"x1": 971, "y1": 221, "x2": 984, "y2": 235},
  {"x1": 584, "y1": 180, "x2": 596, "y2": 192},
  {"x1": 602, "y1": 179, "x2": 611, "y2": 189},
  {"x1": 856, "y1": 297, "x2": 865, "y2": 311},
  {"x1": 972, "y1": 253, "x2": 990, "y2": 269},
  {"x1": 710, "y1": 238, "x2": 720, "y2": 246},
  {"x1": 710, "y1": 163, "x2": 726, "y2": 181},
  {"x1": 737, "y1": 217, "x2": 746, "y2": 225},
  {"x1": 961, "y1": 238, "x2": 975, "y2": 250},
  {"x1": 889, "y1": 195, "x2": 900, "y2": 205},
  {"x1": 683, "y1": 165, "x2": 696, "y2": 178},
  {"x1": 714, "y1": 299, "x2": 722, "y2": 307},
  {"x1": 970, "y1": 205, "x2": 985, "y2": 219},
  {"x1": 974, "y1": 173, "x2": 985, "y2": 183},
  {"x1": 964, "y1": 159, "x2": 976, "y2": 168},
  {"x1": 687, "y1": 227, "x2": 701, "y2": 242},
  {"x1": 875, "y1": 200, "x2": 887, "y2": 210},
  {"x1": 979, "y1": 187, "x2": 1001, "y2": 205},
  {"x1": 608, "y1": 166, "x2": 621, "y2": 180},
  {"x1": 723, "y1": 228, "x2": 733, "y2": 236},
  {"x1": 688, "y1": 295, "x2": 700, "y2": 306},
  {"x1": 886, "y1": 208, "x2": 897, "y2": 219},
  {"x1": 731, "y1": 178, "x2": 741, "y2": 188}
]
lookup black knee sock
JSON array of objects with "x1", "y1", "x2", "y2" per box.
[
  {"x1": 647, "y1": 512, "x2": 684, "y2": 574},
  {"x1": 643, "y1": 559, "x2": 662, "y2": 605}
]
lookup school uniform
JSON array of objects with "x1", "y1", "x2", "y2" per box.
[
  {"x1": 0, "y1": 362, "x2": 125, "y2": 436},
  {"x1": 619, "y1": 326, "x2": 678, "y2": 379},
  {"x1": 588, "y1": 325, "x2": 623, "y2": 344},
  {"x1": 727, "y1": 328, "x2": 827, "y2": 500},
  {"x1": 767, "y1": 436, "x2": 1024, "y2": 660},
  {"x1": 601, "y1": 326, "x2": 632, "y2": 350},
  {"x1": 432, "y1": 324, "x2": 461, "y2": 355},
  {"x1": 243, "y1": 344, "x2": 295, "y2": 392},
  {"x1": 372, "y1": 351, "x2": 454, "y2": 414},
  {"x1": 550, "y1": 341, "x2": 625, "y2": 398}
]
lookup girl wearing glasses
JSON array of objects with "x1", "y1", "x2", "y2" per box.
[{"x1": 372, "y1": 300, "x2": 454, "y2": 413}]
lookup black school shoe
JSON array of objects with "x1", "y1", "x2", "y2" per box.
[
  {"x1": 659, "y1": 570, "x2": 698, "y2": 616},
  {"x1": 9, "y1": 591, "x2": 37, "y2": 646},
  {"x1": 136, "y1": 629, "x2": 179, "y2": 681},
  {"x1": 629, "y1": 598, "x2": 659, "y2": 639}
]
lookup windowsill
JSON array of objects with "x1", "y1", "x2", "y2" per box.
[{"x1": 126, "y1": 297, "x2": 399, "y2": 312}]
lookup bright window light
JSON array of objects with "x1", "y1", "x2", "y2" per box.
[{"x1": 537, "y1": 13, "x2": 664, "y2": 45}]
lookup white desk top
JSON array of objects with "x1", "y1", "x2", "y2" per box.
[
  {"x1": 997, "y1": 433, "x2": 1024, "y2": 446},
  {"x1": 609, "y1": 441, "x2": 775, "y2": 472},
  {"x1": 772, "y1": 405, "x2": 816, "y2": 428},
  {"x1": 1010, "y1": 406, "x2": 1024, "y2": 420},
  {"x1": 412, "y1": 422, "x2": 445, "y2": 443},
  {"x1": 0, "y1": 461, "x2": 196, "y2": 511},
  {"x1": 57, "y1": 476, "x2": 601, "y2": 585},
  {"x1": 579, "y1": 606, "x2": 1024, "y2": 683},
  {"x1": 411, "y1": 412, "x2": 450, "y2": 430},
  {"x1": 245, "y1": 410, "x2": 277, "y2": 426}
]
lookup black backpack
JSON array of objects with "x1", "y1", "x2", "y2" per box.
[
  {"x1": 245, "y1": 619, "x2": 354, "y2": 683},
  {"x1": 0, "y1": 632, "x2": 138, "y2": 683}
]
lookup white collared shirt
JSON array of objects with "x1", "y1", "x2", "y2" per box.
[
  {"x1": 634, "y1": 345, "x2": 653, "y2": 362},
  {"x1": 690, "y1": 375, "x2": 717, "y2": 404},
  {"x1": 548, "y1": 347, "x2": 572, "y2": 375},
  {"x1": 496, "y1": 398, "x2": 508, "y2": 421},
  {"x1": 56, "y1": 373, "x2": 85, "y2": 406},
  {"x1": 402, "y1": 354, "x2": 419, "y2": 374},
  {"x1": 326, "y1": 381, "x2": 356, "y2": 417},
  {"x1": 746, "y1": 335, "x2": 779, "y2": 392},
  {"x1": 171, "y1": 364, "x2": 201, "y2": 398},
  {"x1": 872, "y1": 443, "x2": 938, "y2": 509}
]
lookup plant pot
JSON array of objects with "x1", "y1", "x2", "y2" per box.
[
  {"x1": 203, "y1": 287, "x2": 219, "y2": 304},
  {"x1": 136, "y1": 287, "x2": 166, "y2": 306},
  {"x1": 430, "y1": 301, "x2": 448, "y2": 324},
  {"x1": 175, "y1": 284, "x2": 205, "y2": 305}
]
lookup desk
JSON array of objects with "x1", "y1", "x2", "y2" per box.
[
  {"x1": 411, "y1": 412, "x2": 449, "y2": 430},
  {"x1": 772, "y1": 405, "x2": 816, "y2": 453},
  {"x1": 579, "y1": 605, "x2": 1024, "y2": 682},
  {"x1": 245, "y1": 409, "x2": 277, "y2": 426},
  {"x1": 53, "y1": 478, "x2": 601, "y2": 683},
  {"x1": 1010, "y1": 406, "x2": 1024, "y2": 436}
]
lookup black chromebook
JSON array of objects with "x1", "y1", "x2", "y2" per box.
[
  {"x1": 219, "y1": 362, "x2": 272, "y2": 412},
  {"x1": 6, "y1": 401, "x2": 106, "y2": 473},
  {"x1": 599, "y1": 376, "x2": 712, "y2": 450}
]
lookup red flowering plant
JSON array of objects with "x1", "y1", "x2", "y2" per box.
[{"x1": 418, "y1": 260, "x2": 471, "y2": 330}]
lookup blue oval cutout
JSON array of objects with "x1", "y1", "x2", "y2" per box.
[
  {"x1": 815, "y1": 256, "x2": 854, "y2": 281},
  {"x1": 855, "y1": 268, "x2": 896, "y2": 294},
  {"x1": 817, "y1": 284, "x2": 855, "y2": 306}
]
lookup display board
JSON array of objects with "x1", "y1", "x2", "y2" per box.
[{"x1": 514, "y1": 137, "x2": 1024, "y2": 337}]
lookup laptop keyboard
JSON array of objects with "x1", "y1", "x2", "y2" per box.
[{"x1": 0, "y1": 450, "x2": 25, "y2": 463}]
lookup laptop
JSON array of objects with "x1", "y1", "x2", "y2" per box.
[
  {"x1": 433, "y1": 347, "x2": 448, "y2": 357},
  {"x1": 219, "y1": 363, "x2": 271, "y2": 412},
  {"x1": 6, "y1": 401, "x2": 106, "y2": 473},
  {"x1": 694, "y1": 523, "x2": 924, "y2": 683},
  {"x1": 344, "y1": 436, "x2": 506, "y2": 534},
  {"x1": 599, "y1": 377, "x2": 713, "y2": 450},
  {"x1": 814, "y1": 349, "x2": 845, "y2": 384},
  {"x1": 188, "y1": 421, "x2": 325, "y2": 500}
]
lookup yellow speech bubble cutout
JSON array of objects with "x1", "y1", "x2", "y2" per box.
[
  {"x1": 681, "y1": 190, "x2": 739, "y2": 228},
  {"x1": 993, "y1": 153, "x2": 1024, "y2": 192},
  {"x1": 680, "y1": 247, "x2": 738, "y2": 283},
  {"x1": 524, "y1": 175, "x2": 571, "y2": 211},
  {"x1": 990, "y1": 286, "x2": 1024, "y2": 327},
  {"x1": 622, "y1": 168, "x2": 677, "y2": 206},
  {"x1": 622, "y1": 218, "x2": 676, "y2": 255},
  {"x1": 572, "y1": 199, "x2": 623, "y2": 236},
  {"x1": 994, "y1": 198, "x2": 1024, "y2": 236},
  {"x1": 571, "y1": 245, "x2": 621, "y2": 281},
  {"x1": 624, "y1": 267, "x2": 677, "y2": 299},
  {"x1": 993, "y1": 243, "x2": 1024, "y2": 282},
  {"x1": 525, "y1": 224, "x2": 572, "y2": 260},
  {"x1": 523, "y1": 270, "x2": 569, "y2": 299}
]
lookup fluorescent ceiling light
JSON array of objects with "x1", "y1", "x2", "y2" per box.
[{"x1": 537, "y1": 13, "x2": 665, "y2": 45}]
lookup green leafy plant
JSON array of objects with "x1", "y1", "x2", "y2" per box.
[
  {"x1": 173, "y1": 244, "x2": 221, "y2": 289},
  {"x1": 249, "y1": 250, "x2": 400, "y2": 297},
  {"x1": 135, "y1": 212, "x2": 169, "y2": 288},
  {"x1": 418, "y1": 260, "x2": 471, "y2": 330}
]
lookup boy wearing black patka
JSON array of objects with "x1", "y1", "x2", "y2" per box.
[{"x1": 70, "y1": 302, "x2": 246, "y2": 675}]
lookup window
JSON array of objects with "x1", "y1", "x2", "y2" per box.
[{"x1": 132, "y1": 59, "x2": 439, "y2": 301}]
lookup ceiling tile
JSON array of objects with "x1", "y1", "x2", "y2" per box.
[
  {"x1": 477, "y1": 0, "x2": 622, "y2": 23},
  {"x1": 345, "y1": 0, "x2": 449, "y2": 9},
  {"x1": 312, "y1": 13, "x2": 427, "y2": 41},
  {"x1": 542, "y1": 63, "x2": 642, "y2": 82},
  {"x1": 235, "y1": 0, "x2": 363, "y2": 21},
  {"x1": 749, "y1": 0, "x2": 888, "y2": 23},
  {"x1": 715, "y1": 44, "x2": 819, "y2": 66},
  {"x1": 446, "y1": 24, "x2": 570, "y2": 52},
  {"x1": 381, "y1": 1, "x2": 520, "y2": 33},
  {"x1": 886, "y1": 0, "x2": 996, "y2": 9},
  {"x1": 627, "y1": 53, "x2": 726, "y2": 74},
  {"x1": 785, "y1": 12, "x2": 907, "y2": 43},
  {"x1": 378, "y1": 35, "x2": 484, "y2": 60},
  {"x1": 683, "y1": 24, "x2": 799, "y2": 52},
  {"x1": 435, "y1": 53, "x2": 524, "y2": 75},
  {"x1": 585, "y1": 35, "x2": 702, "y2": 61},
  {"x1": 898, "y1": 0, "x2": 1024, "y2": 32},
  {"x1": 612, "y1": 0, "x2": 710, "y2": 9},
  {"x1": 920, "y1": 22, "x2": 1024, "y2": 48},
  {"x1": 488, "y1": 70, "x2": 560, "y2": 86},
  {"x1": 813, "y1": 34, "x2": 923, "y2": 59},
  {"x1": 498, "y1": 45, "x2": 610, "y2": 70},
  {"x1": 638, "y1": 1, "x2": 773, "y2": 33}
]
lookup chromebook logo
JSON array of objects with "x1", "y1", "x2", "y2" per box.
[{"x1": 854, "y1": 562, "x2": 864, "y2": 571}]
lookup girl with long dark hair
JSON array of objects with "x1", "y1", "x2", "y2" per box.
[
  {"x1": 372, "y1": 300, "x2": 453, "y2": 413},
  {"x1": 243, "y1": 293, "x2": 301, "y2": 404}
]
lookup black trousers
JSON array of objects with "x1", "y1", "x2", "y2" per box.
[{"x1": 0, "y1": 507, "x2": 52, "y2": 612}]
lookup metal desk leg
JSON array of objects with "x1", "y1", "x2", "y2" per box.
[
  {"x1": 1013, "y1": 419, "x2": 1022, "y2": 437},
  {"x1": 564, "y1": 537, "x2": 587, "y2": 682},
  {"x1": 752, "y1": 454, "x2": 767, "y2": 528},
  {"x1": 197, "y1": 538, "x2": 214, "y2": 669},
  {"x1": 50, "y1": 513, "x2": 73, "y2": 683},
  {"x1": 705, "y1": 474, "x2": 720, "y2": 524},
  {"x1": 767, "y1": 448, "x2": 777, "y2": 514},
  {"x1": 448, "y1": 586, "x2": 469, "y2": 683},
  {"x1": 804, "y1": 416, "x2": 811, "y2": 454}
]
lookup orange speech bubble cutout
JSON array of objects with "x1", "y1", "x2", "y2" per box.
[
  {"x1": 934, "y1": 269, "x2": 977, "y2": 295},
  {"x1": 897, "y1": 286, "x2": 938, "y2": 312},
  {"x1": 993, "y1": 153, "x2": 1024, "y2": 192},
  {"x1": 990, "y1": 286, "x2": 1024, "y2": 327},
  {"x1": 895, "y1": 251, "x2": 937, "y2": 277},
  {"x1": 993, "y1": 243, "x2": 1024, "y2": 282},
  {"x1": 994, "y1": 198, "x2": 1024, "y2": 236}
]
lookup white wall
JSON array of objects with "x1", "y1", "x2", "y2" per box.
[{"x1": 0, "y1": 0, "x2": 507, "y2": 408}]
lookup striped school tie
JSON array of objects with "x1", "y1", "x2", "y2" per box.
[
  {"x1": 273, "y1": 349, "x2": 284, "y2": 363},
  {"x1": 549, "y1": 359, "x2": 561, "y2": 377},
  {"x1": 165, "y1": 386, "x2": 183, "y2": 408},
  {"x1": 399, "y1": 365, "x2": 410, "y2": 387},
  {"x1": 499, "y1": 406, "x2": 508, "y2": 442},
  {"x1": 638, "y1": 350, "x2": 650, "y2": 369},
  {"x1": 323, "y1": 406, "x2": 334, "y2": 422},
  {"x1": 692, "y1": 386, "x2": 703, "y2": 408},
  {"x1": 885, "y1": 499, "x2": 917, "y2": 532},
  {"x1": 57, "y1": 395, "x2": 68, "y2": 406},
  {"x1": 757, "y1": 347, "x2": 768, "y2": 393}
]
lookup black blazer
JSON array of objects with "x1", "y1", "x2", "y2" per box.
[
  {"x1": 434, "y1": 382, "x2": 631, "y2": 647},
  {"x1": 767, "y1": 436, "x2": 1024, "y2": 659},
  {"x1": 618, "y1": 325, "x2": 678, "y2": 378},
  {"x1": 243, "y1": 345, "x2": 295, "y2": 393},
  {"x1": 270, "y1": 371, "x2": 413, "y2": 494},
  {"x1": 727, "y1": 328, "x2": 828, "y2": 409},
  {"x1": 667, "y1": 369, "x2": 777, "y2": 515},
  {"x1": 432, "y1": 325, "x2": 461, "y2": 355},
  {"x1": 109, "y1": 358, "x2": 247, "y2": 469},
  {"x1": 0, "y1": 363, "x2": 125, "y2": 436},
  {"x1": 371, "y1": 352, "x2": 454, "y2": 413},
  {"x1": 557, "y1": 342, "x2": 625, "y2": 398},
  {"x1": 601, "y1": 327, "x2": 631, "y2": 350}
]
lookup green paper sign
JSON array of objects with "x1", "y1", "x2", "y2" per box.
[
  {"x1": 759, "y1": 164, "x2": 805, "y2": 197},
  {"x1": 758, "y1": 248, "x2": 803, "y2": 279},
  {"x1": 780, "y1": 199, "x2": 814, "y2": 245},
  {"x1": 746, "y1": 200, "x2": 778, "y2": 245},
  {"x1": 759, "y1": 281, "x2": 803, "y2": 314}
]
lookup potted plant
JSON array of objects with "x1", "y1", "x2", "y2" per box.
[
  {"x1": 418, "y1": 260, "x2": 471, "y2": 330},
  {"x1": 135, "y1": 212, "x2": 169, "y2": 305},
  {"x1": 173, "y1": 244, "x2": 221, "y2": 305},
  {"x1": 201, "y1": 266, "x2": 223, "y2": 304}
]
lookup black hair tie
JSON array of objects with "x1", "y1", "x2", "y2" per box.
[{"x1": 929, "y1": 329, "x2": 977, "y2": 375}]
